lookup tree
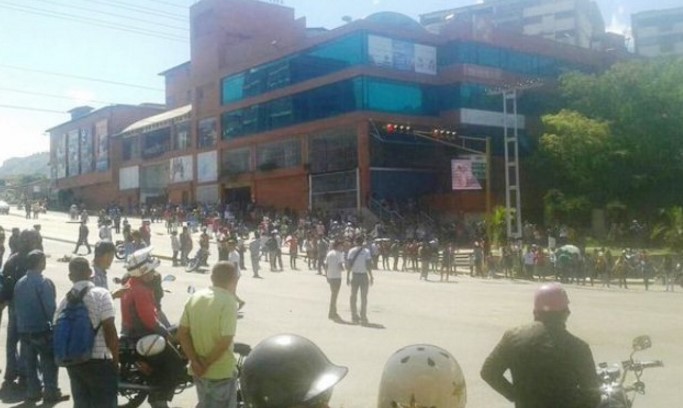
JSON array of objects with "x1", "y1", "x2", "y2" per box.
[
  {"x1": 557, "y1": 58, "x2": 683, "y2": 211},
  {"x1": 651, "y1": 207, "x2": 683, "y2": 253}
]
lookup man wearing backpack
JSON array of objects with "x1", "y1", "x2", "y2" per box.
[
  {"x1": 55, "y1": 257, "x2": 119, "y2": 407},
  {"x1": 13, "y1": 250, "x2": 69, "y2": 402}
]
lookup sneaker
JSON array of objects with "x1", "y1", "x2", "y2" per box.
[{"x1": 43, "y1": 392, "x2": 70, "y2": 403}]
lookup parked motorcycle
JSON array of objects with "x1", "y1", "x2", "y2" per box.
[
  {"x1": 596, "y1": 335, "x2": 663, "y2": 408},
  {"x1": 185, "y1": 247, "x2": 210, "y2": 272}
]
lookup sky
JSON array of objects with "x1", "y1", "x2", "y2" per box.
[{"x1": 0, "y1": 0, "x2": 680, "y2": 166}]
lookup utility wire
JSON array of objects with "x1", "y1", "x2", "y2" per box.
[
  {"x1": 0, "y1": 64, "x2": 165, "y2": 92},
  {"x1": 86, "y1": 0, "x2": 187, "y2": 21},
  {"x1": 146, "y1": 0, "x2": 193, "y2": 10},
  {"x1": 0, "y1": 86, "x2": 122, "y2": 106},
  {"x1": 29, "y1": 0, "x2": 189, "y2": 32},
  {"x1": 0, "y1": 2, "x2": 188, "y2": 42},
  {"x1": 0, "y1": 103, "x2": 66, "y2": 114}
]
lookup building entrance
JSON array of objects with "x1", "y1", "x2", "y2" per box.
[{"x1": 223, "y1": 186, "x2": 251, "y2": 205}]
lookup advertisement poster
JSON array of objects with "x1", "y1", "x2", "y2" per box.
[
  {"x1": 56, "y1": 134, "x2": 67, "y2": 179},
  {"x1": 95, "y1": 119, "x2": 109, "y2": 171},
  {"x1": 368, "y1": 35, "x2": 393, "y2": 68},
  {"x1": 368, "y1": 35, "x2": 437, "y2": 75},
  {"x1": 197, "y1": 117, "x2": 217, "y2": 148},
  {"x1": 67, "y1": 129, "x2": 80, "y2": 177},
  {"x1": 414, "y1": 43, "x2": 437, "y2": 75},
  {"x1": 196, "y1": 184, "x2": 219, "y2": 204},
  {"x1": 119, "y1": 166, "x2": 139, "y2": 190},
  {"x1": 80, "y1": 128, "x2": 93, "y2": 174},
  {"x1": 170, "y1": 155, "x2": 193, "y2": 183},
  {"x1": 392, "y1": 40, "x2": 414, "y2": 72},
  {"x1": 451, "y1": 159, "x2": 482, "y2": 190},
  {"x1": 197, "y1": 150, "x2": 218, "y2": 183}
]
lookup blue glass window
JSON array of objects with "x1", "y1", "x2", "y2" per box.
[{"x1": 365, "y1": 79, "x2": 434, "y2": 115}]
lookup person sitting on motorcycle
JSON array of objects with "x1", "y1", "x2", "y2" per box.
[
  {"x1": 240, "y1": 334, "x2": 347, "y2": 408},
  {"x1": 120, "y1": 247, "x2": 183, "y2": 408},
  {"x1": 377, "y1": 344, "x2": 467, "y2": 408},
  {"x1": 481, "y1": 283, "x2": 600, "y2": 408}
]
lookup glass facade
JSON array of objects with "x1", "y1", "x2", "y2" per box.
[
  {"x1": 222, "y1": 77, "x2": 437, "y2": 139},
  {"x1": 256, "y1": 139, "x2": 301, "y2": 171},
  {"x1": 222, "y1": 147, "x2": 252, "y2": 176},
  {"x1": 174, "y1": 121, "x2": 191, "y2": 150},
  {"x1": 438, "y1": 41, "x2": 589, "y2": 76},
  {"x1": 309, "y1": 128, "x2": 358, "y2": 174},
  {"x1": 222, "y1": 33, "x2": 365, "y2": 104},
  {"x1": 141, "y1": 128, "x2": 171, "y2": 159}
]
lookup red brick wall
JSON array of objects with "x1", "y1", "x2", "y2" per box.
[{"x1": 253, "y1": 172, "x2": 308, "y2": 213}]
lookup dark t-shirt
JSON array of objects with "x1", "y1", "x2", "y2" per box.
[{"x1": 481, "y1": 321, "x2": 600, "y2": 408}]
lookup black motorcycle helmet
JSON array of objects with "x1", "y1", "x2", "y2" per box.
[{"x1": 241, "y1": 334, "x2": 348, "y2": 408}]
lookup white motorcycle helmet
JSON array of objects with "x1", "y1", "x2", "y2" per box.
[
  {"x1": 377, "y1": 344, "x2": 467, "y2": 408},
  {"x1": 126, "y1": 247, "x2": 160, "y2": 277}
]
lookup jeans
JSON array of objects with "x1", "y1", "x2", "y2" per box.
[
  {"x1": 21, "y1": 331, "x2": 60, "y2": 397},
  {"x1": 350, "y1": 274, "x2": 369, "y2": 322},
  {"x1": 327, "y1": 278, "x2": 341, "y2": 318},
  {"x1": 4, "y1": 306, "x2": 25, "y2": 383},
  {"x1": 251, "y1": 256, "x2": 260, "y2": 277},
  {"x1": 67, "y1": 360, "x2": 118, "y2": 408},
  {"x1": 195, "y1": 376, "x2": 237, "y2": 408}
]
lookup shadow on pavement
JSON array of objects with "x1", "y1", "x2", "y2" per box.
[{"x1": 360, "y1": 321, "x2": 385, "y2": 329}]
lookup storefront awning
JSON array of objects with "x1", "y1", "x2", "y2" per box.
[{"x1": 118, "y1": 104, "x2": 192, "y2": 137}]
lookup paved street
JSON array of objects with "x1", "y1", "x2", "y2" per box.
[{"x1": 0, "y1": 211, "x2": 681, "y2": 407}]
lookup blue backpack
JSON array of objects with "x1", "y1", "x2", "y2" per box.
[{"x1": 53, "y1": 287, "x2": 101, "y2": 366}]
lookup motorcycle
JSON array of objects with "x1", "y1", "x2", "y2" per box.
[
  {"x1": 596, "y1": 335, "x2": 663, "y2": 408},
  {"x1": 186, "y1": 247, "x2": 210, "y2": 272}
]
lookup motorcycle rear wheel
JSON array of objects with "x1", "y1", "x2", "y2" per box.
[
  {"x1": 186, "y1": 258, "x2": 200, "y2": 272},
  {"x1": 117, "y1": 391, "x2": 148, "y2": 408},
  {"x1": 116, "y1": 244, "x2": 127, "y2": 260}
]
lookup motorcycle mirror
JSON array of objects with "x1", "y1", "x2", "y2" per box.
[
  {"x1": 632, "y1": 335, "x2": 652, "y2": 351},
  {"x1": 187, "y1": 285, "x2": 196, "y2": 294},
  {"x1": 163, "y1": 274, "x2": 176, "y2": 282}
]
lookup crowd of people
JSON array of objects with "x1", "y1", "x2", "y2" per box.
[{"x1": 0, "y1": 200, "x2": 674, "y2": 407}]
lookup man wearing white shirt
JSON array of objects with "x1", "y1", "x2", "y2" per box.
[
  {"x1": 324, "y1": 241, "x2": 345, "y2": 320},
  {"x1": 346, "y1": 236, "x2": 374, "y2": 324}
]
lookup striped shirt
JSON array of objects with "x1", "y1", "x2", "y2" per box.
[{"x1": 54, "y1": 281, "x2": 115, "y2": 360}]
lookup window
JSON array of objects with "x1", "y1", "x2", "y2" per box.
[
  {"x1": 142, "y1": 128, "x2": 171, "y2": 159},
  {"x1": 222, "y1": 148, "x2": 252, "y2": 175},
  {"x1": 365, "y1": 79, "x2": 433, "y2": 115},
  {"x1": 220, "y1": 33, "x2": 364, "y2": 105},
  {"x1": 122, "y1": 138, "x2": 140, "y2": 161},
  {"x1": 257, "y1": 139, "x2": 301, "y2": 171},
  {"x1": 309, "y1": 128, "x2": 358, "y2": 173},
  {"x1": 174, "y1": 121, "x2": 190, "y2": 150},
  {"x1": 197, "y1": 117, "x2": 218, "y2": 148}
]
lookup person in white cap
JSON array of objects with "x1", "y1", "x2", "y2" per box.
[{"x1": 119, "y1": 247, "x2": 182, "y2": 408}]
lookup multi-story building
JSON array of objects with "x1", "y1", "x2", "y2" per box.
[
  {"x1": 632, "y1": 6, "x2": 683, "y2": 58},
  {"x1": 47, "y1": 104, "x2": 165, "y2": 208},
  {"x1": 51, "y1": 0, "x2": 614, "y2": 217},
  {"x1": 420, "y1": 0, "x2": 607, "y2": 50}
]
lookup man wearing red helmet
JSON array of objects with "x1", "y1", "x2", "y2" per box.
[{"x1": 481, "y1": 283, "x2": 600, "y2": 408}]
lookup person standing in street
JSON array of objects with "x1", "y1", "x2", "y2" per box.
[
  {"x1": 92, "y1": 241, "x2": 116, "y2": 290},
  {"x1": 249, "y1": 232, "x2": 262, "y2": 279},
  {"x1": 325, "y1": 241, "x2": 344, "y2": 320},
  {"x1": 481, "y1": 283, "x2": 600, "y2": 408},
  {"x1": 14, "y1": 250, "x2": 69, "y2": 402},
  {"x1": 180, "y1": 225, "x2": 193, "y2": 266},
  {"x1": 178, "y1": 262, "x2": 240, "y2": 408},
  {"x1": 1, "y1": 229, "x2": 43, "y2": 390},
  {"x1": 73, "y1": 221, "x2": 91, "y2": 255},
  {"x1": 346, "y1": 236, "x2": 374, "y2": 325},
  {"x1": 56, "y1": 257, "x2": 119, "y2": 408}
]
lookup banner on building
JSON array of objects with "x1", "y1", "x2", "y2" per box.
[
  {"x1": 80, "y1": 128, "x2": 93, "y2": 174},
  {"x1": 462, "y1": 154, "x2": 487, "y2": 181},
  {"x1": 197, "y1": 150, "x2": 218, "y2": 183},
  {"x1": 56, "y1": 134, "x2": 67, "y2": 179},
  {"x1": 67, "y1": 130, "x2": 80, "y2": 177},
  {"x1": 368, "y1": 35, "x2": 436, "y2": 75},
  {"x1": 119, "y1": 166, "x2": 139, "y2": 190},
  {"x1": 95, "y1": 120, "x2": 108, "y2": 171},
  {"x1": 196, "y1": 184, "x2": 219, "y2": 204},
  {"x1": 170, "y1": 155, "x2": 193, "y2": 183},
  {"x1": 451, "y1": 159, "x2": 482, "y2": 190}
]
